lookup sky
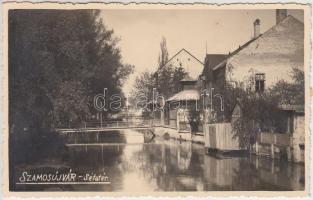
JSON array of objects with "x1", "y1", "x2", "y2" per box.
[{"x1": 100, "y1": 9, "x2": 304, "y2": 95}]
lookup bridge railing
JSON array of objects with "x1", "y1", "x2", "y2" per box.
[{"x1": 58, "y1": 119, "x2": 155, "y2": 129}]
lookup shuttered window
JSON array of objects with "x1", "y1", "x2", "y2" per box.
[{"x1": 255, "y1": 73, "x2": 265, "y2": 93}]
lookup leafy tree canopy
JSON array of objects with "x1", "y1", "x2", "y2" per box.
[{"x1": 9, "y1": 10, "x2": 134, "y2": 130}]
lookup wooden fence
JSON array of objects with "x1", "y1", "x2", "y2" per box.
[
  {"x1": 255, "y1": 132, "x2": 292, "y2": 159},
  {"x1": 257, "y1": 132, "x2": 292, "y2": 147},
  {"x1": 204, "y1": 123, "x2": 240, "y2": 151}
]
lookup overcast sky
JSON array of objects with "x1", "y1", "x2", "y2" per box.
[{"x1": 100, "y1": 9, "x2": 304, "y2": 95}]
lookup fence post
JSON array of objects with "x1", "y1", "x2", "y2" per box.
[{"x1": 255, "y1": 141, "x2": 259, "y2": 155}]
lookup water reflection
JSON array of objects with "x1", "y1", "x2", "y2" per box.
[{"x1": 14, "y1": 130, "x2": 304, "y2": 191}]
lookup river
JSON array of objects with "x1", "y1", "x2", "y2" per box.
[{"x1": 14, "y1": 130, "x2": 305, "y2": 191}]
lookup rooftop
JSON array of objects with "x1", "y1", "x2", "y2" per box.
[{"x1": 167, "y1": 89, "x2": 200, "y2": 102}]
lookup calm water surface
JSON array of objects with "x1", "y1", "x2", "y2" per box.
[{"x1": 15, "y1": 130, "x2": 304, "y2": 191}]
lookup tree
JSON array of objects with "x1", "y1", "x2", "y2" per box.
[
  {"x1": 129, "y1": 71, "x2": 155, "y2": 109},
  {"x1": 9, "y1": 10, "x2": 134, "y2": 131},
  {"x1": 158, "y1": 37, "x2": 169, "y2": 70},
  {"x1": 231, "y1": 91, "x2": 281, "y2": 149},
  {"x1": 130, "y1": 37, "x2": 187, "y2": 109},
  {"x1": 8, "y1": 10, "x2": 134, "y2": 175},
  {"x1": 155, "y1": 37, "x2": 187, "y2": 98},
  {"x1": 270, "y1": 68, "x2": 304, "y2": 105}
]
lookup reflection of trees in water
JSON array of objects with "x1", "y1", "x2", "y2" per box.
[
  {"x1": 65, "y1": 130, "x2": 127, "y2": 144},
  {"x1": 65, "y1": 131, "x2": 127, "y2": 191}
]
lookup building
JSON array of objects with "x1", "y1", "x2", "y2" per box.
[
  {"x1": 202, "y1": 9, "x2": 304, "y2": 91},
  {"x1": 160, "y1": 48, "x2": 204, "y2": 80},
  {"x1": 201, "y1": 9, "x2": 305, "y2": 161},
  {"x1": 165, "y1": 75, "x2": 201, "y2": 132},
  {"x1": 153, "y1": 49, "x2": 204, "y2": 128}
]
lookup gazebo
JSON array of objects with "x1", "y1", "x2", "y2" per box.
[{"x1": 165, "y1": 75, "x2": 200, "y2": 132}]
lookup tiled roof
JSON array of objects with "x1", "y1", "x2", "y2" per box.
[
  {"x1": 202, "y1": 54, "x2": 228, "y2": 77},
  {"x1": 205, "y1": 54, "x2": 228, "y2": 68},
  {"x1": 212, "y1": 15, "x2": 302, "y2": 71},
  {"x1": 212, "y1": 36, "x2": 260, "y2": 70}
]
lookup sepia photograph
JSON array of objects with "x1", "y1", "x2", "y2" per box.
[{"x1": 1, "y1": 2, "x2": 311, "y2": 197}]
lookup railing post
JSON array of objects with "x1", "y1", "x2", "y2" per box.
[
  {"x1": 271, "y1": 144, "x2": 275, "y2": 159},
  {"x1": 100, "y1": 113, "x2": 103, "y2": 128},
  {"x1": 255, "y1": 156, "x2": 259, "y2": 169},
  {"x1": 255, "y1": 141, "x2": 259, "y2": 155},
  {"x1": 287, "y1": 146, "x2": 292, "y2": 161}
]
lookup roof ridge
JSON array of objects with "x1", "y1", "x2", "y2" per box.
[
  {"x1": 158, "y1": 48, "x2": 204, "y2": 71},
  {"x1": 285, "y1": 14, "x2": 304, "y2": 25}
]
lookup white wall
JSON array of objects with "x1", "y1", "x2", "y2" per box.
[{"x1": 225, "y1": 16, "x2": 304, "y2": 89}]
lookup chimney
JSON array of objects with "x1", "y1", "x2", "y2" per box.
[
  {"x1": 253, "y1": 19, "x2": 260, "y2": 38},
  {"x1": 276, "y1": 9, "x2": 287, "y2": 25}
]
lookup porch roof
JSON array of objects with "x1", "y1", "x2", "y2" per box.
[{"x1": 167, "y1": 89, "x2": 200, "y2": 102}]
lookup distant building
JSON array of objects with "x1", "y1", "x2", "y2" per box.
[
  {"x1": 159, "y1": 48, "x2": 204, "y2": 80},
  {"x1": 154, "y1": 49, "x2": 204, "y2": 129}
]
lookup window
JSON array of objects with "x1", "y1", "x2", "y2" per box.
[{"x1": 255, "y1": 73, "x2": 265, "y2": 92}]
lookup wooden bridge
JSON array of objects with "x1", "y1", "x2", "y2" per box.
[
  {"x1": 56, "y1": 120, "x2": 156, "y2": 145},
  {"x1": 56, "y1": 120, "x2": 155, "y2": 134},
  {"x1": 57, "y1": 126, "x2": 154, "y2": 133}
]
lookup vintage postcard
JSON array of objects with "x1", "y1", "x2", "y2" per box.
[{"x1": 1, "y1": 2, "x2": 311, "y2": 198}]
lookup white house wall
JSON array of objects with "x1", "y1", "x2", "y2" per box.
[
  {"x1": 166, "y1": 49, "x2": 204, "y2": 80},
  {"x1": 225, "y1": 16, "x2": 304, "y2": 89}
]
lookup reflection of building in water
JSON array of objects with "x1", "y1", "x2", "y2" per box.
[
  {"x1": 203, "y1": 155, "x2": 304, "y2": 191},
  {"x1": 177, "y1": 142, "x2": 192, "y2": 171},
  {"x1": 138, "y1": 140, "x2": 205, "y2": 191},
  {"x1": 254, "y1": 157, "x2": 304, "y2": 190},
  {"x1": 203, "y1": 155, "x2": 239, "y2": 189}
]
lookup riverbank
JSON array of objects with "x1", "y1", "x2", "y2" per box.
[{"x1": 154, "y1": 126, "x2": 204, "y2": 144}]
